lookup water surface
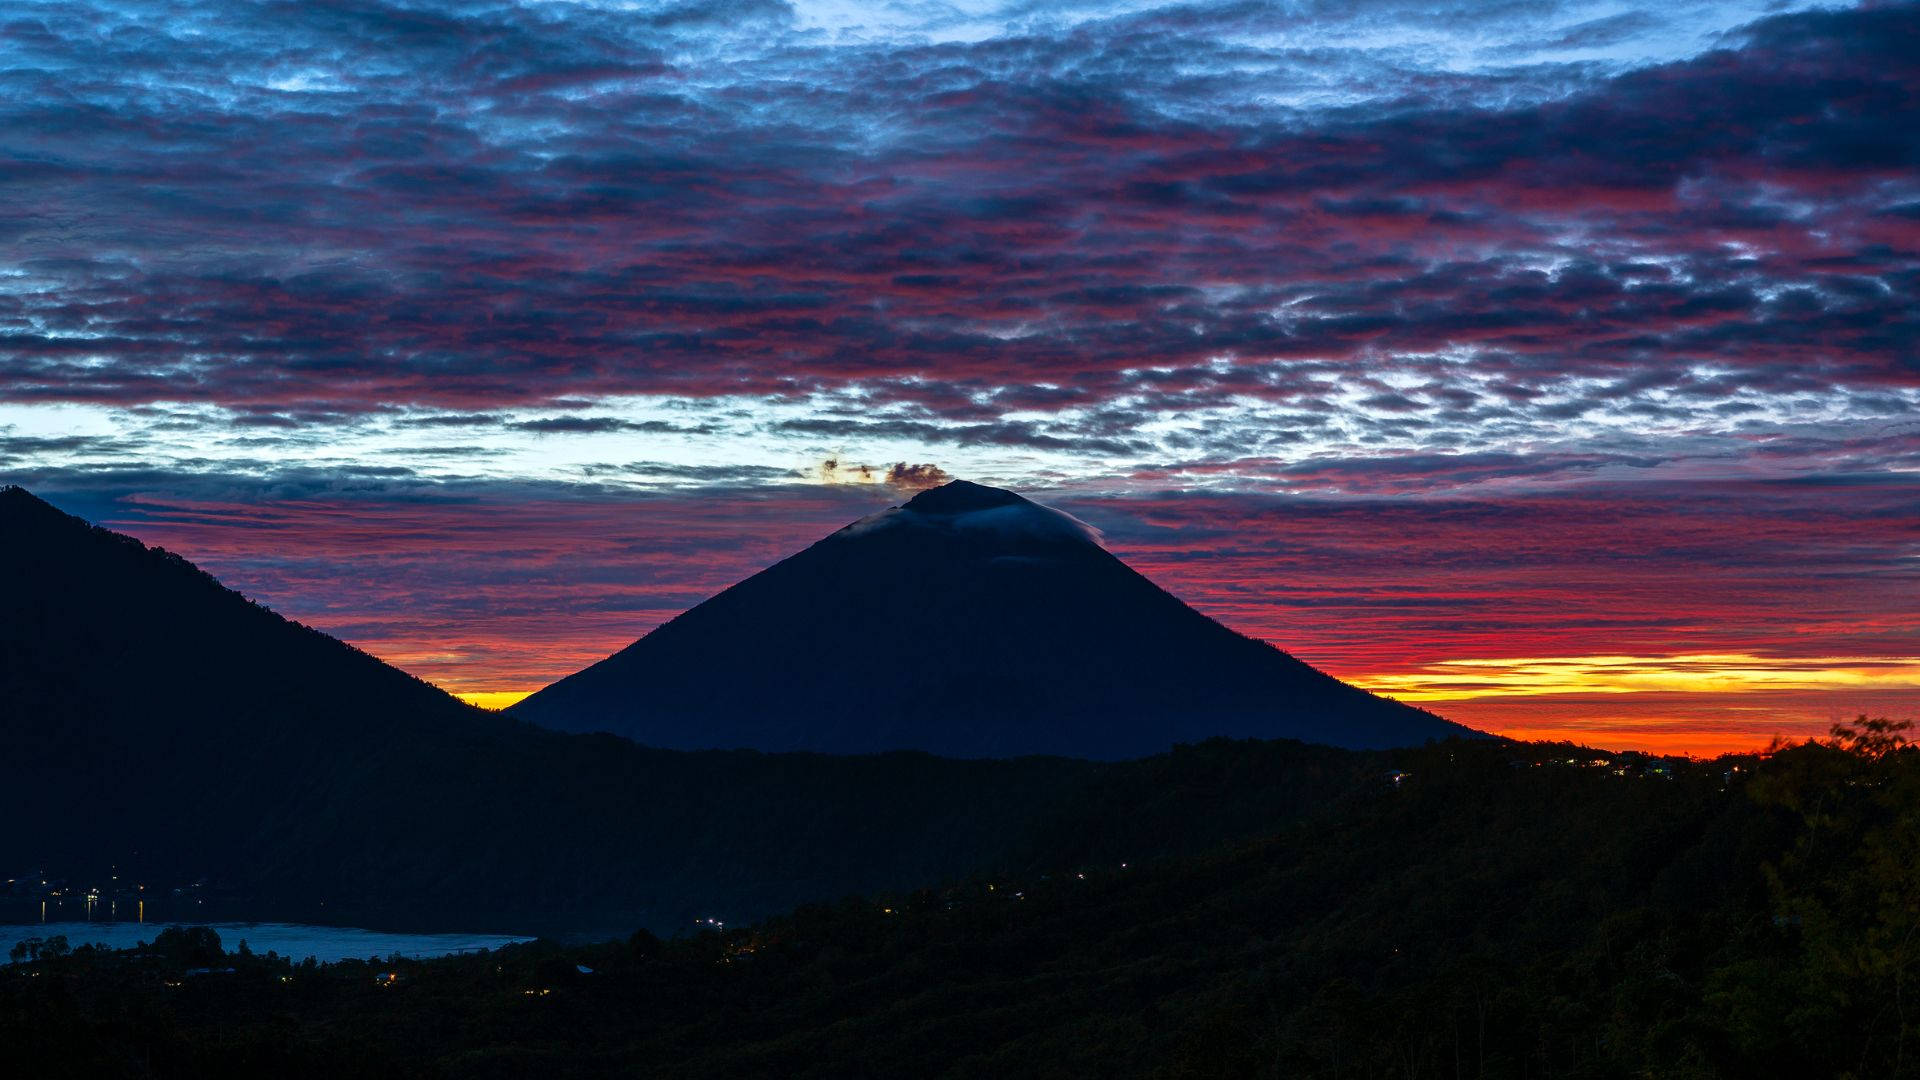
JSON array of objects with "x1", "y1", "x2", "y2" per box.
[{"x1": 2, "y1": 921, "x2": 530, "y2": 964}]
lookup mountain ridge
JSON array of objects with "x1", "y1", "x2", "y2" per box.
[
  {"x1": 512, "y1": 479, "x2": 1473, "y2": 757},
  {"x1": 0, "y1": 484, "x2": 1403, "y2": 934}
]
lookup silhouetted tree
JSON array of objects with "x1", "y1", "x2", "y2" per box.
[
  {"x1": 151, "y1": 925, "x2": 224, "y2": 967},
  {"x1": 1830, "y1": 713, "x2": 1915, "y2": 761},
  {"x1": 1736, "y1": 717, "x2": 1920, "y2": 1076}
]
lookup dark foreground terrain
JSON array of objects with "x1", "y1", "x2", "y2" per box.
[
  {"x1": 6, "y1": 721, "x2": 1915, "y2": 1079},
  {"x1": 0, "y1": 484, "x2": 1380, "y2": 936}
]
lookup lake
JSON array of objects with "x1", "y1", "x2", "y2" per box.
[{"x1": 2, "y1": 921, "x2": 532, "y2": 964}]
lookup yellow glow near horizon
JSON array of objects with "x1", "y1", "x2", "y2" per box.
[
  {"x1": 1354, "y1": 653, "x2": 1920, "y2": 702},
  {"x1": 457, "y1": 690, "x2": 535, "y2": 711}
]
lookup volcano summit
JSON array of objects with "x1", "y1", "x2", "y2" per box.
[{"x1": 512, "y1": 481, "x2": 1474, "y2": 758}]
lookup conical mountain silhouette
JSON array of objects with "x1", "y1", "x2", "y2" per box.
[
  {"x1": 0, "y1": 485, "x2": 1041, "y2": 928},
  {"x1": 512, "y1": 480, "x2": 1472, "y2": 757},
  {"x1": 0, "y1": 484, "x2": 1422, "y2": 932}
]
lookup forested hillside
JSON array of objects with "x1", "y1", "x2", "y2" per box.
[{"x1": 8, "y1": 722, "x2": 1914, "y2": 1078}]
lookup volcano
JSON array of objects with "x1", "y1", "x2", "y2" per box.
[
  {"x1": 511, "y1": 480, "x2": 1473, "y2": 757},
  {"x1": 0, "y1": 483, "x2": 1417, "y2": 931}
]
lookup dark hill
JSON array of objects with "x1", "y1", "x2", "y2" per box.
[
  {"x1": 5, "y1": 736, "x2": 1846, "y2": 1079},
  {"x1": 512, "y1": 480, "x2": 1471, "y2": 757},
  {"x1": 0, "y1": 486, "x2": 1391, "y2": 935},
  {"x1": 0, "y1": 484, "x2": 511, "y2": 873}
]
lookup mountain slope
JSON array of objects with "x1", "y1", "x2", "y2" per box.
[
  {"x1": 0, "y1": 484, "x2": 511, "y2": 873},
  {"x1": 0, "y1": 485, "x2": 1075, "y2": 930},
  {"x1": 512, "y1": 480, "x2": 1471, "y2": 757},
  {"x1": 0, "y1": 485, "x2": 1389, "y2": 934}
]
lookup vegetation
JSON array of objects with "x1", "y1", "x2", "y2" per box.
[{"x1": 5, "y1": 720, "x2": 1914, "y2": 1078}]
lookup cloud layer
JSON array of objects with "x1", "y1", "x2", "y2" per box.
[{"x1": 2, "y1": 0, "x2": 1915, "y2": 751}]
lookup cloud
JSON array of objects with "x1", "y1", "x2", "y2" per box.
[
  {"x1": 1, "y1": 0, "x2": 1913, "y2": 753},
  {"x1": 885, "y1": 462, "x2": 951, "y2": 491},
  {"x1": 816, "y1": 458, "x2": 876, "y2": 484},
  {"x1": 0, "y1": 0, "x2": 1909, "y2": 433},
  {"x1": 508, "y1": 416, "x2": 709, "y2": 435}
]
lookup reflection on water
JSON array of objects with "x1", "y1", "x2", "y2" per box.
[
  {"x1": 2, "y1": 894, "x2": 531, "y2": 964},
  {"x1": 14, "y1": 893, "x2": 236, "y2": 928},
  {"x1": 2, "y1": 920, "x2": 531, "y2": 965}
]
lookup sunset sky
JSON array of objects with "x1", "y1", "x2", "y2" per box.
[{"x1": 3, "y1": 0, "x2": 1915, "y2": 754}]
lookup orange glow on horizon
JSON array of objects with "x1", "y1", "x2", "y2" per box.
[
  {"x1": 1353, "y1": 653, "x2": 1920, "y2": 702},
  {"x1": 1351, "y1": 653, "x2": 1919, "y2": 756},
  {"x1": 92, "y1": 483, "x2": 1915, "y2": 763},
  {"x1": 456, "y1": 690, "x2": 535, "y2": 711},
  {"x1": 422, "y1": 654, "x2": 1918, "y2": 756}
]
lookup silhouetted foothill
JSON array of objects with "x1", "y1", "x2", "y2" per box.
[
  {"x1": 0, "y1": 485, "x2": 1411, "y2": 934},
  {"x1": 0, "y1": 484, "x2": 68, "y2": 523},
  {"x1": 513, "y1": 480, "x2": 1474, "y2": 757}
]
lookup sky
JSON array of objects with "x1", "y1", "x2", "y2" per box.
[{"x1": 2, "y1": 0, "x2": 1916, "y2": 754}]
